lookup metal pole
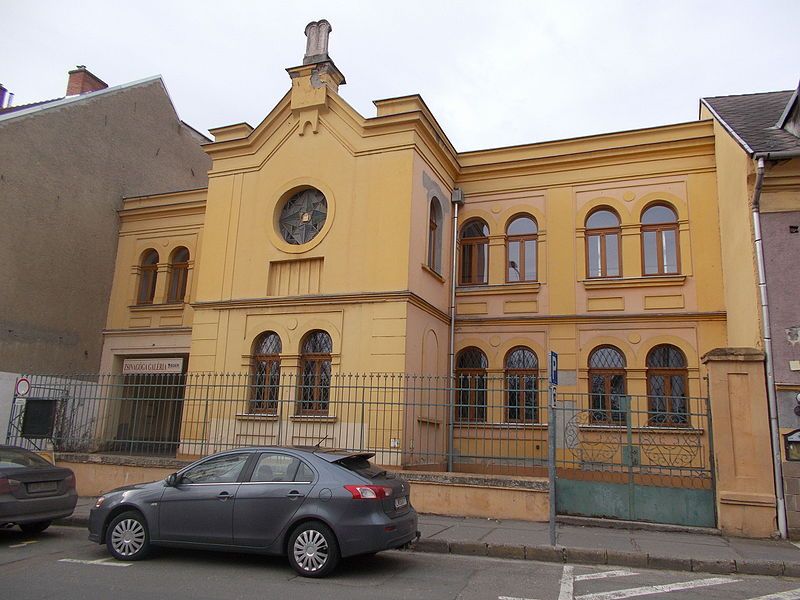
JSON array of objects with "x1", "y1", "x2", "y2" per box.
[
  {"x1": 548, "y1": 382, "x2": 557, "y2": 547},
  {"x1": 447, "y1": 193, "x2": 462, "y2": 472}
]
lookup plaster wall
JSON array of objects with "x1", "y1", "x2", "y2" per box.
[{"x1": 0, "y1": 81, "x2": 210, "y2": 373}]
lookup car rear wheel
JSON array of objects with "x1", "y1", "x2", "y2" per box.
[
  {"x1": 19, "y1": 520, "x2": 51, "y2": 535},
  {"x1": 288, "y1": 521, "x2": 340, "y2": 578},
  {"x1": 106, "y1": 511, "x2": 150, "y2": 561}
]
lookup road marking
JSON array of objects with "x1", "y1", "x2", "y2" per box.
[
  {"x1": 8, "y1": 540, "x2": 38, "y2": 548},
  {"x1": 59, "y1": 557, "x2": 132, "y2": 567},
  {"x1": 747, "y1": 590, "x2": 800, "y2": 600},
  {"x1": 498, "y1": 597, "x2": 539, "y2": 600},
  {"x1": 559, "y1": 565, "x2": 575, "y2": 600},
  {"x1": 575, "y1": 570, "x2": 638, "y2": 582},
  {"x1": 575, "y1": 577, "x2": 738, "y2": 600}
]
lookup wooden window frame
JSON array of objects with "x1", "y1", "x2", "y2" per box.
[
  {"x1": 646, "y1": 345, "x2": 689, "y2": 427},
  {"x1": 641, "y1": 223, "x2": 680, "y2": 276},
  {"x1": 504, "y1": 347, "x2": 539, "y2": 423},
  {"x1": 455, "y1": 347, "x2": 488, "y2": 423},
  {"x1": 506, "y1": 217, "x2": 538, "y2": 283},
  {"x1": 459, "y1": 220, "x2": 489, "y2": 286},
  {"x1": 428, "y1": 205, "x2": 440, "y2": 272},
  {"x1": 588, "y1": 346, "x2": 627, "y2": 424},
  {"x1": 137, "y1": 251, "x2": 159, "y2": 305},
  {"x1": 297, "y1": 331, "x2": 333, "y2": 416},
  {"x1": 585, "y1": 227, "x2": 622, "y2": 279},
  {"x1": 167, "y1": 248, "x2": 190, "y2": 304}
]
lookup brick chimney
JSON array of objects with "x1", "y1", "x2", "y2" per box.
[{"x1": 66, "y1": 66, "x2": 108, "y2": 96}]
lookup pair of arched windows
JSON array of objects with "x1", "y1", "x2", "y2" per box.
[
  {"x1": 455, "y1": 346, "x2": 539, "y2": 423},
  {"x1": 585, "y1": 204, "x2": 679, "y2": 279},
  {"x1": 136, "y1": 247, "x2": 190, "y2": 305},
  {"x1": 459, "y1": 215, "x2": 538, "y2": 285},
  {"x1": 249, "y1": 330, "x2": 332, "y2": 416},
  {"x1": 588, "y1": 344, "x2": 688, "y2": 426}
]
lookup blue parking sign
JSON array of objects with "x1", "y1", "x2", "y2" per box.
[{"x1": 549, "y1": 351, "x2": 558, "y2": 386}]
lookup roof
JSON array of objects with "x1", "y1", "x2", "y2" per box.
[
  {"x1": 0, "y1": 97, "x2": 64, "y2": 115},
  {"x1": 701, "y1": 90, "x2": 800, "y2": 154}
]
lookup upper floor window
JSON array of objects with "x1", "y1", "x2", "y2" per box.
[
  {"x1": 588, "y1": 345, "x2": 627, "y2": 424},
  {"x1": 137, "y1": 249, "x2": 159, "y2": 305},
  {"x1": 585, "y1": 209, "x2": 621, "y2": 278},
  {"x1": 647, "y1": 344, "x2": 688, "y2": 426},
  {"x1": 459, "y1": 219, "x2": 489, "y2": 285},
  {"x1": 505, "y1": 346, "x2": 538, "y2": 422},
  {"x1": 250, "y1": 332, "x2": 282, "y2": 414},
  {"x1": 167, "y1": 247, "x2": 190, "y2": 304},
  {"x1": 506, "y1": 215, "x2": 538, "y2": 282},
  {"x1": 298, "y1": 330, "x2": 332, "y2": 415},
  {"x1": 641, "y1": 204, "x2": 679, "y2": 275},
  {"x1": 427, "y1": 198, "x2": 443, "y2": 274},
  {"x1": 455, "y1": 347, "x2": 488, "y2": 422}
]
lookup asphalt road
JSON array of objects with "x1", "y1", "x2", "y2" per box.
[{"x1": 3, "y1": 526, "x2": 800, "y2": 600}]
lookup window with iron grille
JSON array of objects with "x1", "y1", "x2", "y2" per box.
[
  {"x1": 250, "y1": 332, "x2": 282, "y2": 413},
  {"x1": 641, "y1": 204, "x2": 680, "y2": 276},
  {"x1": 647, "y1": 344, "x2": 688, "y2": 426},
  {"x1": 137, "y1": 249, "x2": 159, "y2": 305},
  {"x1": 459, "y1": 219, "x2": 489, "y2": 285},
  {"x1": 585, "y1": 209, "x2": 621, "y2": 278},
  {"x1": 505, "y1": 346, "x2": 538, "y2": 422},
  {"x1": 167, "y1": 247, "x2": 190, "y2": 304},
  {"x1": 588, "y1": 345, "x2": 627, "y2": 424},
  {"x1": 506, "y1": 215, "x2": 538, "y2": 282},
  {"x1": 298, "y1": 330, "x2": 332, "y2": 415},
  {"x1": 455, "y1": 347, "x2": 488, "y2": 422}
]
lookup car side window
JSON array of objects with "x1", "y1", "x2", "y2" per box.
[
  {"x1": 181, "y1": 453, "x2": 249, "y2": 484},
  {"x1": 294, "y1": 461, "x2": 314, "y2": 482},
  {"x1": 251, "y1": 454, "x2": 300, "y2": 482}
]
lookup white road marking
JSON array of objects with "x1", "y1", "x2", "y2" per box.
[
  {"x1": 575, "y1": 577, "x2": 738, "y2": 600},
  {"x1": 59, "y1": 557, "x2": 131, "y2": 567},
  {"x1": 8, "y1": 540, "x2": 38, "y2": 548},
  {"x1": 747, "y1": 590, "x2": 800, "y2": 600},
  {"x1": 575, "y1": 570, "x2": 638, "y2": 582},
  {"x1": 559, "y1": 565, "x2": 575, "y2": 600},
  {"x1": 498, "y1": 597, "x2": 539, "y2": 600}
]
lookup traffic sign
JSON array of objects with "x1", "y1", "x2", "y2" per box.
[
  {"x1": 549, "y1": 351, "x2": 558, "y2": 386},
  {"x1": 15, "y1": 377, "x2": 30, "y2": 397}
]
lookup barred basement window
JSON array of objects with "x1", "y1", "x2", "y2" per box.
[
  {"x1": 455, "y1": 347, "x2": 488, "y2": 422},
  {"x1": 588, "y1": 345, "x2": 627, "y2": 424},
  {"x1": 505, "y1": 346, "x2": 538, "y2": 422},
  {"x1": 647, "y1": 344, "x2": 688, "y2": 426},
  {"x1": 298, "y1": 330, "x2": 332, "y2": 415},
  {"x1": 250, "y1": 332, "x2": 282, "y2": 413}
]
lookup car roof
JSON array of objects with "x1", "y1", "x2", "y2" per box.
[{"x1": 212, "y1": 446, "x2": 375, "y2": 463}]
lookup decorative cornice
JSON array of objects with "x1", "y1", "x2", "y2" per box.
[{"x1": 456, "y1": 311, "x2": 726, "y2": 327}]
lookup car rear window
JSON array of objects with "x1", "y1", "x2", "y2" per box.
[
  {"x1": 0, "y1": 448, "x2": 51, "y2": 469},
  {"x1": 336, "y1": 455, "x2": 387, "y2": 479}
]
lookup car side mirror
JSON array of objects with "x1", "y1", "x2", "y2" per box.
[{"x1": 166, "y1": 473, "x2": 179, "y2": 487}]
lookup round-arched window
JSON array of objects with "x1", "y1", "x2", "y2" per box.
[{"x1": 279, "y1": 188, "x2": 328, "y2": 245}]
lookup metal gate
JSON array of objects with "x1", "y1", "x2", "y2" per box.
[{"x1": 552, "y1": 392, "x2": 716, "y2": 527}]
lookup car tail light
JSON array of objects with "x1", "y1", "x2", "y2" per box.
[
  {"x1": 0, "y1": 478, "x2": 20, "y2": 494},
  {"x1": 64, "y1": 474, "x2": 76, "y2": 490},
  {"x1": 344, "y1": 485, "x2": 393, "y2": 499}
]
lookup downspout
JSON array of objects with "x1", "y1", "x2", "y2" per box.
[
  {"x1": 447, "y1": 188, "x2": 464, "y2": 472},
  {"x1": 751, "y1": 154, "x2": 787, "y2": 538}
]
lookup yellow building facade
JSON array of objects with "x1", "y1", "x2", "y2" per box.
[{"x1": 98, "y1": 25, "x2": 780, "y2": 536}]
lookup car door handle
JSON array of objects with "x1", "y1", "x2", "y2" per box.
[
  {"x1": 286, "y1": 490, "x2": 304, "y2": 499},
  {"x1": 217, "y1": 491, "x2": 232, "y2": 501}
]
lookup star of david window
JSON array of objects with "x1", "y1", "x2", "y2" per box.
[{"x1": 279, "y1": 188, "x2": 328, "y2": 245}]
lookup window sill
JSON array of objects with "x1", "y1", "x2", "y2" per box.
[
  {"x1": 290, "y1": 415, "x2": 338, "y2": 423},
  {"x1": 457, "y1": 282, "x2": 541, "y2": 297},
  {"x1": 421, "y1": 263, "x2": 446, "y2": 283},
  {"x1": 235, "y1": 413, "x2": 279, "y2": 422},
  {"x1": 581, "y1": 275, "x2": 686, "y2": 290},
  {"x1": 578, "y1": 424, "x2": 703, "y2": 435},
  {"x1": 453, "y1": 422, "x2": 547, "y2": 429},
  {"x1": 129, "y1": 302, "x2": 187, "y2": 311}
]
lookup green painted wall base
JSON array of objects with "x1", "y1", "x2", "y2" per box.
[{"x1": 556, "y1": 478, "x2": 716, "y2": 528}]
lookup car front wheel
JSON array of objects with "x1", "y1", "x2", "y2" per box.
[
  {"x1": 19, "y1": 520, "x2": 51, "y2": 535},
  {"x1": 106, "y1": 511, "x2": 150, "y2": 561},
  {"x1": 288, "y1": 521, "x2": 340, "y2": 578}
]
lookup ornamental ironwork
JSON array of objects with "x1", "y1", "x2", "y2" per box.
[{"x1": 279, "y1": 188, "x2": 328, "y2": 245}]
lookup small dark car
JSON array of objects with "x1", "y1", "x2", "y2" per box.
[
  {"x1": 89, "y1": 447, "x2": 419, "y2": 577},
  {"x1": 0, "y1": 445, "x2": 77, "y2": 534}
]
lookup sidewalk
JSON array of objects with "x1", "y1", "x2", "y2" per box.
[{"x1": 61, "y1": 498, "x2": 800, "y2": 578}]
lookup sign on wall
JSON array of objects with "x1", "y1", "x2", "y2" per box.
[{"x1": 122, "y1": 357, "x2": 184, "y2": 375}]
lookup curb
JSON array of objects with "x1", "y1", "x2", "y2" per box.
[{"x1": 406, "y1": 540, "x2": 800, "y2": 578}]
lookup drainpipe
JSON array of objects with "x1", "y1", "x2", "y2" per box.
[
  {"x1": 447, "y1": 188, "x2": 464, "y2": 472},
  {"x1": 750, "y1": 151, "x2": 798, "y2": 539}
]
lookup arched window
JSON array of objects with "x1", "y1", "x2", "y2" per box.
[
  {"x1": 298, "y1": 330, "x2": 332, "y2": 415},
  {"x1": 459, "y1": 219, "x2": 489, "y2": 285},
  {"x1": 167, "y1": 247, "x2": 190, "y2": 304},
  {"x1": 137, "y1": 249, "x2": 159, "y2": 305},
  {"x1": 250, "y1": 332, "x2": 282, "y2": 413},
  {"x1": 641, "y1": 204, "x2": 679, "y2": 275},
  {"x1": 455, "y1": 347, "x2": 488, "y2": 422},
  {"x1": 505, "y1": 347, "x2": 538, "y2": 422},
  {"x1": 647, "y1": 345, "x2": 688, "y2": 426},
  {"x1": 427, "y1": 198, "x2": 443, "y2": 274},
  {"x1": 506, "y1": 215, "x2": 538, "y2": 282},
  {"x1": 588, "y1": 345, "x2": 627, "y2": 423},
  {"x1": 585, "y1": 209, "x2": 621, "y2": 278}
]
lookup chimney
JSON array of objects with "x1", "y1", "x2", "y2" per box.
[
  {"x1": 0, "y1": 84, "x2": 7, "y2": 108},
  {"x1": 66, "y1": 66, "x2": 108, "y2": 96}
]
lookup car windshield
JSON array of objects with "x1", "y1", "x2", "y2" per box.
[
  {"x1": 0, "y1": 448, "x2": 51, "y2": 469},
  {"x1": 335, "y1": 455, "x2": 388, "y2": 479}
]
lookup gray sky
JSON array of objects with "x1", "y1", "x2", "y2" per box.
[{"x1": 4, "y1": 1, "x2": 799, "y2": 151}]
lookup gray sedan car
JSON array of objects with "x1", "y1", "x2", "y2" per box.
[{"x1": 88, "y1": 447, "x2": 419, "y2": 577}]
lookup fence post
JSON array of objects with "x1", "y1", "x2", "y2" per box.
[
  {"x1": 447, "y1": 375, "x2": 455, "y2": 473},
  {"x1": 548, "y1": 382, "x2": 557, "y2": 546}
]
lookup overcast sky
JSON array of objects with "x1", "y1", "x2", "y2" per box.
[{"x1": 4, "y1": 1, "x2": 799, "y2": 151}]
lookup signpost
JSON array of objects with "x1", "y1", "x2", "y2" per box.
[{"x1": 548, "y1": 351, "x2": 558, "y2": 546}]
